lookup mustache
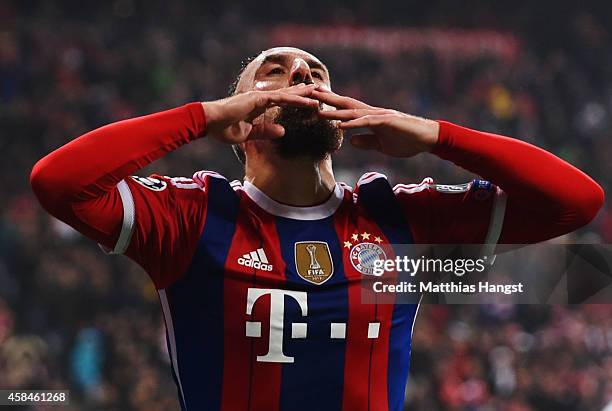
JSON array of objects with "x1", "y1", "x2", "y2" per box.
[{"x1": 274, "y1": 104, "x2": 323, "y2": 123}]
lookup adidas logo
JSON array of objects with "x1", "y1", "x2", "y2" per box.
[{"x1": 238, "y1": 248, "x2": 274, "y2": 271}]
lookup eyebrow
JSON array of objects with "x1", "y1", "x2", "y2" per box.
[{"x1": 257, "y1": 54, "x2": 328, "y2": 75}]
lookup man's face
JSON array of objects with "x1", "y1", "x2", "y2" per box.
[{"x1": 236, "y1": 47, "x2": 342, "y2": 161}]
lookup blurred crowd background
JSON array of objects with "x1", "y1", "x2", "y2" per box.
[{"x1": 1, "y1": 0, "x2": 612, "y2": 410}]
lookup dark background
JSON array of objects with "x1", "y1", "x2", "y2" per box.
[{"x1": 1, "y1": 1, "x2": 611, "y2": 410}]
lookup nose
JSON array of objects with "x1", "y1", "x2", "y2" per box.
[{"x1": 289, "y1": 59, "x2": 313, "y2": 86}]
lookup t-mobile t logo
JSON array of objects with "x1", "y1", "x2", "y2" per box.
[{"x1": 245, "y1": 288, "x2": 308, "y2": 363}]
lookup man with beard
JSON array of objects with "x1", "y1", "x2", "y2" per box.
[{"x1": 31, "y1": 47, "x2": 603, "y2": 411}]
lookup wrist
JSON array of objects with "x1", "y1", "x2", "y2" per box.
[
  {"x1": 201, "y1": 101, "x2": 221, "y2": 132},
  {"x1": 404, "y1": 115, "x2": 439, "y2": 152},
  {"x1": 421, "y1": 118, "x2": 440, "y2": 151}
]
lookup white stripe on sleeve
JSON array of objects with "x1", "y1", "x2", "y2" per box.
[
  {"x1": 482, "y1": 187, "x2": 508, "y2": 259},
  {"x1": 112, "y1": 179, "x2": 136, "y2": 254}
]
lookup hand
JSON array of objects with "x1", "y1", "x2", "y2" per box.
[
  {"x1": 314, "y1": 87, "x2": 439, "y2": 158},
  {"x1": 203, "y1": 83, "x2": 319, "y2": 143}
]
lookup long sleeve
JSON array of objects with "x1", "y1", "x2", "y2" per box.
[
  {"x1": 430, "y1": 121, "x2": 604, "y2": 244},
  {"x1": 31, "y1": 102, "x2": 206, "y2": 208},
  {"x1": 30, "y1": 103, "x2": 208, "y2": 288}
]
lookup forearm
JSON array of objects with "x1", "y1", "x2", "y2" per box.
[
  {"x1": 432, "y1": 121, "x2": 604, "y2": 238},
  {"x1": 31, "y1": 102, "x2": 206, "y2": 212}
]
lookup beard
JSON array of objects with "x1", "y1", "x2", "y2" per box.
[{"x1": 271, "y1": 106, "x2": 343, "y2": 161}]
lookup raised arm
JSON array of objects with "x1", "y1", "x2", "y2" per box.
[
  {"x1": 432, "y1": 121, "x2": 604, "y2": 243},
  {"x1": 315, "y1": 87, "x2": 604, "y2": 244},
  {"x1": 30, "y1": 103, "x2": 207, "y2": 247},
  {"x1": 31, "y1": 85, "x2": 320, "y2": 288},
  {"x1": 30, "y1": 84, "x2": 320, "y2": 248}
]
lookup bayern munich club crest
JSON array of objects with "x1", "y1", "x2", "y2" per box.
[{"x1": 344, "y1": 232, "x2": 387, "y2": 276}]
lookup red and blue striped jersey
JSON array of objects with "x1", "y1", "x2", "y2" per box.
[
  {"x1": 109, "y1": 170, "x2": 506, "y2": 411},
  {"x1": 30, "y1": 104, "x2": 602, "y2": 411}
]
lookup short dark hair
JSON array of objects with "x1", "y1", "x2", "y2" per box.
[{"x1": 229, "y1": 54, "x2": 258, "y2": 164}]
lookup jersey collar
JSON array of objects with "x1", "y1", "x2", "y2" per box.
[{"x1": 242, "y1": 180, "x2": 344, "y2": 220}]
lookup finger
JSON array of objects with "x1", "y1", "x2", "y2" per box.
[
  {"x1": 319, "y1": 108, "x2": 394, "y2": 121},
  {"x1": 350, "y1": 134, "x2": 381, "y2": 151},
  {"x1": 281, "y1": 83, "x2": 317, "y2": 96},
  {"x1": 310, "y1": 89, "x2": 372, "y2": 110},
  {"x1": 339, "y1": 115, "x2": 386, "y2": 129},
  {"x1": 248, "y1": 122, "x2": 285, "y2": 140},
  {"x1": 265, "y1": 92, "x2": 320, "y2": 109}
]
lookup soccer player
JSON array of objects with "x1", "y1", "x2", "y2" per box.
[{"x1": 30, "y1": 47, "x2": 604, "y2": 411}]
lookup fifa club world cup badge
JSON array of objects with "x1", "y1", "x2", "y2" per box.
[
  {"x1": 294, "y1": 242, "x2": 334, "y2": 285},
  {"x1": 343, "y1": 232, "x2": 387, "y2": 276}
]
